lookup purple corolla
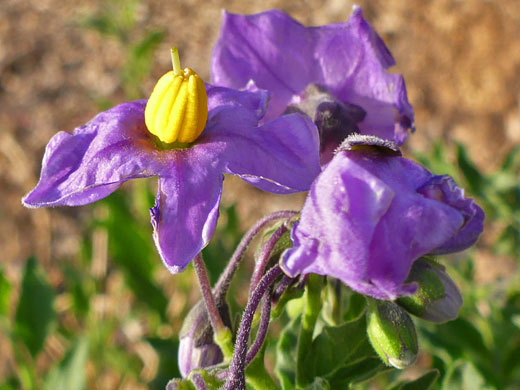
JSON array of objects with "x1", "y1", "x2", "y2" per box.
[
  {"x1": 211, "y1": 6, "x2": 414, "y2": 162},
  {"x1": 22, "y1": 84, "x2": 320, "y2": 273},
  {"x1": 282, "y1": 136, "x2": 484, "y2": 300}
]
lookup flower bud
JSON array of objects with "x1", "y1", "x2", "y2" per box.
[
  {"x1": 178, "y1": 299, "x2": 231, "y2": 377},
  {"x1": 396, "y1": 257, "x2": 462, "y2": 323},
  {"x1": 367, "y1": 300, "x2": 418, "y2": 369}
]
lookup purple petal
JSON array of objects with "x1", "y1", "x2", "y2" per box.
[
  {"x1": 150, "y1": 150, "x2": 223, "y2": 273},
  {"x1": 22, "y1": 101, "x2": 161, "y2": 207},
  {"x1": 282, "y1": 149, "x2": 481, "y2": 300},
  {"x1": 212, "y1": 10, "x2": 315, "y2": 120},
  {"x1": 313, "y1": 7, "x2": 414, "y2": 143},
  {"x1": 418, "y1": 176, "x2": 485, "y2": 254},
  {"x1": 211, "y1": 7, "x2": 414, "y2": 144},
  {"x1": 207, "y1": 110, "x2": 321, "y2": 193},
  {"x1": 206, "y1": 83, "x2": 270, "y2": 121}
]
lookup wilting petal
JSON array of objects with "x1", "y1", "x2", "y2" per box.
[
  {"x1": 208, "y1": 111, "x2": 321, "y2": 193},
  {"x1": 22, "y1": 101, "x2": 160, "y2": 207},
  {"x1": 150, "y1": 150, "x2": 223, "y2": 273},
  {"x1": 282, "y1": 145, "x2": 484, "y2": 300},
  {"x1": 211, "y1": 7, "x2": 414, "y2": 144}
]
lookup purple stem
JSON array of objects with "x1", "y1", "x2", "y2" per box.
[
  {"x1": 193, "y1": 253, "x2": 225, "y2": 334},
  {"x1": 191, "y1": 373, "x2": 207, "y2": 390},
  {"x1": 272, "y1": 275, "x2": 294, "y2": 305},
  {"x1": 215, "y1": 210, "x2": 297, "y2": 300},
  {"x1": 223, "y1": 265, "x2": 283, "y2": 390},
  {"x1": 249, "y1": 223, "x2": 288, "y2": 295},
  {"x1": 245, "y1": 284, "x2": 273, "y2": 365}
]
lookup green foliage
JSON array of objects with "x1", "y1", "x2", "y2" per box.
[
  {"x1": 99, "y1": 191, "x2": 168, "y2": 318},
  {"x1": 14, "y1": 257, "x2": 55, "y2": 358},
  {"x1": 122, "y1": 30, "x2": 166, "y2": 99},
  {"x1": 308, "y1": 314, "x2": 373, "y2": 378},
  {"x1": 203, "y1": 204, "x2": 243, "y2": 285},
  {"x1": 416, "y1": 141, "x2": 520, "y2": 261},
  {"x1": 388, "y1": 370, "x2": 439, "y2": 390},
  {"x1": 0, "y1": 268, "x2": 11, "y2": 317},
  {"x1": 275, "y1": 316, "x2": 300, "y2": 390},
  {"x1": 44, "y1": 338, "x2": 89, "y2": 390},
  {"x1": 147, "y1": 337, "x2": 181, "y2": 390},
  {"x1": 245, "y1": 343, "x2": 278, "y2": 390},
  {"x1": 80, "y1": 0, "x2": 138, "y2": 42}
]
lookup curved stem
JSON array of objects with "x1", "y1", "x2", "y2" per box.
[
  {"x1": 214, "y1": 210, "x2": 297, "y2": 300},
  {"x1": 245, "y1": 285, "x2": 273, "y2": 365},
  {"x1": 223, "y1": 265, "x2": 283, "y2": 390},
  {"x1": 272, "y1": 275, "x2": 294, "y2": 305},
  {"x1": 193, "y1": 253, "x2": 225, "y2": 332},
  {"x1": 249, "y1": 223, "x2": 288, "y2": 295},
  {"x1": 193, "y1": 253, "x2": 233, "y2": 359}
]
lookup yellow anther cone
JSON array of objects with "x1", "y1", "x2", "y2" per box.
[{"x1": 145, "y1": 48, "x2": 208, "y2": 144}]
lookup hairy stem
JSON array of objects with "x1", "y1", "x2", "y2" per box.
[
  {"x1": 250, "y1": 223, "x2": 288, "y2": 294},
  {"x1": 192, "y1": 253, "x2": 233, "y2": 359},
  {"x1": 223, "y1": 265, "x2": 283, "y2": 390},
  {"x1": 191, "y1": 373, "x2": 207, "y2": 390},
  {"x1": 214, "y1": 210, "x2": 297, "y2": 301},
  {"x1": 246, "y1": 285, "x2": 274, "y2": 365}
]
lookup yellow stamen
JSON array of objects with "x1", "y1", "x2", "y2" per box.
[{"x1": 145, "y1": 47, "x2": 208, "y2": 144}]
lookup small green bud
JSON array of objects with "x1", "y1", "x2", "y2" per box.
[
  {"x1": 367, "y1": 300, "x2": 418, "y2": 369},
  {"x1": 396, "y1": 257, "x2": 462, "y2": 323}
]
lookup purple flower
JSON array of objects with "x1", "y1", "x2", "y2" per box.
[
  {"x1": 211, "y1": 6, "x2": 414, "y2": 162},
  {"x1": 22, "y1": 84, "x2": 320, "y2": 273},
  {"x1": 281, "y1": 136, "x2": 484, "y2": 300}
]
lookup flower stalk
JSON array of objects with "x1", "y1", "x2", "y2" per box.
[
  {"x1": 192, "y1": 253, "x2": 234, "y2": 360},
  {"x1": 214, "y1": 210, "x2": 298, "y2": 301},
  {"x1": 223, "y1": 265, "x2": 283, "y2": 390}
]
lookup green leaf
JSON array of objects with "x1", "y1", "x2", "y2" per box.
[
  {"x1": 275, "y1": 316, "x2": 301, "y2": 390},
  {"x1": 14, "y1": 257, "x2": 55, "y2": 357},
  {"x1": 456, "y1": 143, "x2": 486, "y2": 196},
  {"x1": 494, "y1": 224, "x2": 520, "y2": 259},
  {"x1": 122, "y1": 30, "x2": 166, "y2": 99},
  {"x1": 500, "y1": 146, "x2": 520, "y2": 172},
  {"x1": 326, "y1": 357, "x2": 388, "y2": 388},
  {"x1": 304, "y1": 377, "x2": 330, "y2": 390},
  {"x1": 100, "y1": 192, "x2": 168, "y2": 318},
  {"x1": 420, "y1": 317, "x2": 489, "y2": 361},
  {"x1": 442, "y1": 361, "x2": 495, "y2": 390},
  {"x1": 414, "y1": 141, "x2": 460, "y2": 181},
  {"x1": 307, "y1": 313, "x2": 372, "y2": 379},
  {"x1": 80, "y1": 0, "x2": 137, "y2": 41},
  {"x1": 388, "y1": 370, "x2": 439, "y2": 390},
  {"x1": 343, "y1": 292, "x2": 367, "y2": 322},
  {"x1": 44, "y1": 338, "x2": 89, "y2": 390},
  {"x1": 147, "y1": 337, "x2": 180, "y2": 390},
  {"x1": 246, "y1": 342, "x2": 278, "y2": 390},
  {"x1": 202, "y1": 204, "x2": 242, "y2": 285},
  {"x1": 0, "y1": 268, "x2": 11, "y2": 317}
]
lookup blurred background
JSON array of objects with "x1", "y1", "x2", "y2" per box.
[{"x1": 1, "y1": 0, "x2": 519, "y2": 389}]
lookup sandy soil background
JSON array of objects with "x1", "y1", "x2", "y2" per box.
[{"x1": 1, "y1": 0, "x2": 519, "y2": 314}]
